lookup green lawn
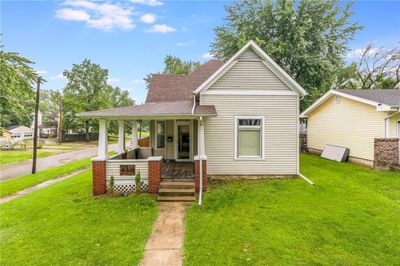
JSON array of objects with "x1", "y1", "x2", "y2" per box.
[
  {"x1": 184, "y1": 153, "x2": 400, "y2": 265},
  {"x1": 0, "y1": 170, "x2": 158, "y2": 265},
  {"x1": 0, "y1": 150, "x2": 57, "y2": 165},
  {"x1": 0, "y1": 157, "x2": 92, "y2": 197}
]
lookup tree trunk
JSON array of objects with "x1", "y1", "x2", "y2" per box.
[{"x1": 85, "y1": 120, "x2": 90, "y2": 142}]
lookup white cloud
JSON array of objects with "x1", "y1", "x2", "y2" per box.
[
  {"x1": 130, "y1": 0, "x2": 163, "y2": 6},
  {"x1": 140, "y1": 13, "x2": 156, "y2": 24},
  {"x1": 51, "y1": 74, "x2": 67, "y2": 80},
  {"x1": 35, "y1": 70, "x2": 48, "y2": 75},
  {"x1": 347, "y1": 47, "x2": 380, "y2": 58},
  {"x1": 176, "y1": 40, "x2": 195, "y2": 47},
  {"x1": 107, "y1": 77, "x2": 120, "y2": 84},
  {"x1": 55, "y1": 8, "x2": 90, "y2": 21},
  {"x1": 145, "y1": 24, "x2": 176, "y2": 33},
  {"x1": 131, "y1": 79, "x2": 144, "y2": 84},
  {"x1": 202, "y1": 52, "x2": 215, "y2": 60},
  {"x1": 55, "y1": 0, "x2": 135, "y2": 31}
]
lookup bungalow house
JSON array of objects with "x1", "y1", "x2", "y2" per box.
[
  {"x1": 78, "y1": 41, "x2": 308, "y2": 200},
  {"x1": 300, "y1": 89, "x2": 400, "y2": 169}
]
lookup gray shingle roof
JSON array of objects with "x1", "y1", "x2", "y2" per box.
[
  {"x1": 338, "y1": 89, "x2": 400, "y2": 107},
  {"x1": 146, "y1": 60, "x2": 224, "y2": 102},
  {"x1": 77, "y1": 101, "x2": 217, "y2": 118}
]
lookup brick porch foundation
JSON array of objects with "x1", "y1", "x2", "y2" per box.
[
  {"x1": 194, "y1": 156, "x2": 207, "y2": 192},
  {"x1": 374, "y1": 138, "x2": 399, "y2": 171},
  {"x1": 92, "y1": 159, "x2": 107, "y2": 196},
  {"x1": 148, "y1": 156, "x2": 163, "y2": 194}
]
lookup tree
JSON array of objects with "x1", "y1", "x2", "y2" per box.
[
  {"x1": 335, "y1": 43, "x2": 400, "y2": 90},
  {"x1": 62, "y1": 59, "x2": 133, "y2": 140},
  {"x1": 0, "y1": 43, "x2": 38, "y2": 127},
  {"x1": 145, "y1": 55, "x2": 200, "y2": 88},
  {"x1": 210, "y1": 0, "x2": 362, "y2": 110}
]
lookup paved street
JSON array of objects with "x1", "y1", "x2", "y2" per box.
[{"x1": 0, "y1": 143, "x2": 119, "y2": 181}]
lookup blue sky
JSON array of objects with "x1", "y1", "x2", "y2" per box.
[{"x1": 2, "y1": 0, "x2": 399, "y2": 104}]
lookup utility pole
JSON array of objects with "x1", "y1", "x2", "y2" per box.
[
  {"x1": 32, "y1": 77, "x2": 41, "y2": 174},
  {"x1": 58, "y1": 107, "x2": 63, "y2": 145}
]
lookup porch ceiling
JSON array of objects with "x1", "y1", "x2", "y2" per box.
[{"x1": 77, "y1": 100, "x2": 217, "y2": 120}]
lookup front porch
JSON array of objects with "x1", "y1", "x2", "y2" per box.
[{"x1": 91, "y1": 117, "x2": 207, "y2": 197}]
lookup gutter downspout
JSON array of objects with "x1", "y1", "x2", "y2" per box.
[
  {"x1": 191, "y1": 94, "x2": 196, "y2": 115},
  {"x1": 198, "y1": 116, "x2": 203, "y2": 206},
  {"x1": 298, "y1": 94, "x2": 314, "y2": 186}
]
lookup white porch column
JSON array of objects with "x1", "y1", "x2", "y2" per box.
[
  {"x1": 98, "y1": 119, "x2": 108, "y2": 159},
  {"x1": 117, "y1": 120, "x2": 125, "y2": 154},
  {"x1": 131, "y1": 121, "x2": 138, "y2": 149}
]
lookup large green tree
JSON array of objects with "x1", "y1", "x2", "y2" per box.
[
  {"x1": 63, "y1": 59, "x2": 133, "y2": 140},
  {"x1": 145, "y1": 55, "x2": 200, "y2": 88},
  {"x1": 211, "y1": 0, "x2": 362, "y2": 110},
  {"x1": 0, "y1": 44, "x2": 38, "y2": 127}
]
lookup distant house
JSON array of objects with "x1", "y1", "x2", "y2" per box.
[
  {"x1": 39, "y1": 124, "x2": 57, "y2": 138},
  {"x1": 300, "y1": 89, "x2": 400, "y2": 167},
  {"x1": 6, "y1": 126, "x2": 34, "y2": 141}
]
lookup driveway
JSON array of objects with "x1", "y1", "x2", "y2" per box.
[{"x1": 0, "y1": 143, "x2": 119, "y2": 181}]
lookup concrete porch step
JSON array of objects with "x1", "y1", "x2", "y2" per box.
[
  {"x1": 157, "y1": 195, "x2": 195, "y2": 202},
  {"x1": 159, "y1": 181, "x2": 195, "y2": 189},
  {"x1": 158, "y1": 188, "x2": 195, "y2": 197}
]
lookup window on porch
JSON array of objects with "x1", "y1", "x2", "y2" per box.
[{"x1": 156, "y1": 121, "x2": 165, "y2": 149}]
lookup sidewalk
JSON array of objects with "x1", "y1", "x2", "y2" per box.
[
  {"x1": 140, "y1": 202, "x2": 190, "y2": 266},
  {"x1": 0, "y1": 143, "x2": 119, "y2": 181}
]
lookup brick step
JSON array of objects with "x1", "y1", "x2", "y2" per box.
[
  {"x1": 158, "y1": 188, "x2": 195, "y2": 196},
  {"x1": 157, "y1": 195, "x2": 195, "y2": 202},
  {"x1": 159, "y1": 181, "x2": 195, "y2": 189}
]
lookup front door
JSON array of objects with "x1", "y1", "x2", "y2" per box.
[{"x1": 176, "y1": 122, "x2": 192, "y2": 161}]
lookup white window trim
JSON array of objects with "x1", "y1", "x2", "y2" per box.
[
  {"x1": 234, "y1": 116, "x2": 265, "y2": 160},
  {"x1": 155, "y1": 120, "x2": 166, "y2": 150}
]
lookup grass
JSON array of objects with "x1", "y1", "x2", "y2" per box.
[
  {"x1": 0, "y1": 157, "x2": 92, "y2": 197},
  {"x1": 184, "y1": 153, "x2": 400, "y2": 265},
  {"x1": 0, "y1": 170, "x2": 158, "y2": 265},
  {"x1": 0, "y1": 150, "x2": 57, "y2": 165}
]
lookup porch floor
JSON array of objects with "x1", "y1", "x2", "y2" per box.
[{"x1": 162, "y1": 162, "x2": 195, "y2": 179}]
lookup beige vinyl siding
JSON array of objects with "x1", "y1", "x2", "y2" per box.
[
  {"x1": 389, "y1": 113, "x2": 400, "y2": 138},
  {"x1": 307, "y1": 96, "x2": 386, "y2": 161},
  {"x1": 201, "y1": 94, "x2": 298, "y2": 175},
  {"x1": 210, "y1": 49, "x2": 289, "y2": 91}
]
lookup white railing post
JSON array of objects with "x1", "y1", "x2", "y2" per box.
[
  {"x1": 131, "y1": 121, "x2": 138, "y2": 149},
  {"x1": 117, "y1": 120, "x2": 125, "y2": 154},
  {"x1": 98, "y1": 119, "x2": 108, "y2": 160}
]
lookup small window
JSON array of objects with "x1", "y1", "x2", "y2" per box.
[
  {"x1": 156, "y1": 121, "x2": 165, "y2": 149},
  {"x1": 235, "y1": 117, "x2": 264, "y2": 159}
]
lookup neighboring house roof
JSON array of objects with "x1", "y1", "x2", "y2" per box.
[
  {"x1": 338, "y1": 89, "x2": 400, "y2": 107},
  {"x1": 146, "y1": 60, "x2": 225, "y2": 102},
  {"x1": 78, "y1": 101, "x2": 217, "y2": 119},
  {"x1": 194, "y1": 40, "x2": 308, "y2": 97},
  {"x1": 300, "y1": 89, "x2": 400, "y2": 117}
]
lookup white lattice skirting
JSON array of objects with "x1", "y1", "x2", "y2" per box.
[{"x1": 107, "y1": 179, "x2": 149, "y2": 193}]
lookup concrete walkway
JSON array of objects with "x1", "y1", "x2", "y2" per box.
[
  {"x1": 0, "y1": 167, "x2": 89, "y2": 204},
  {"x1": 140, "y1": 202, "x2": 190, "y2": 266},
  {"x1": 0, "y1": 143, "x2": 119, "y2": 181}
]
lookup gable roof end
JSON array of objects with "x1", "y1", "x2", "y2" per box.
[
  {"x1": 300, "y1": 89, "x2": 399, "y2": 117},
  {"x1": 194, "y1": 40, "x2": 308, "y2": 96}
]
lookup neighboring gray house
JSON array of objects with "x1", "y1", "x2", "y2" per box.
[{"x1": 78, "y1": 41, "x2": 308, "y2": 200}]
